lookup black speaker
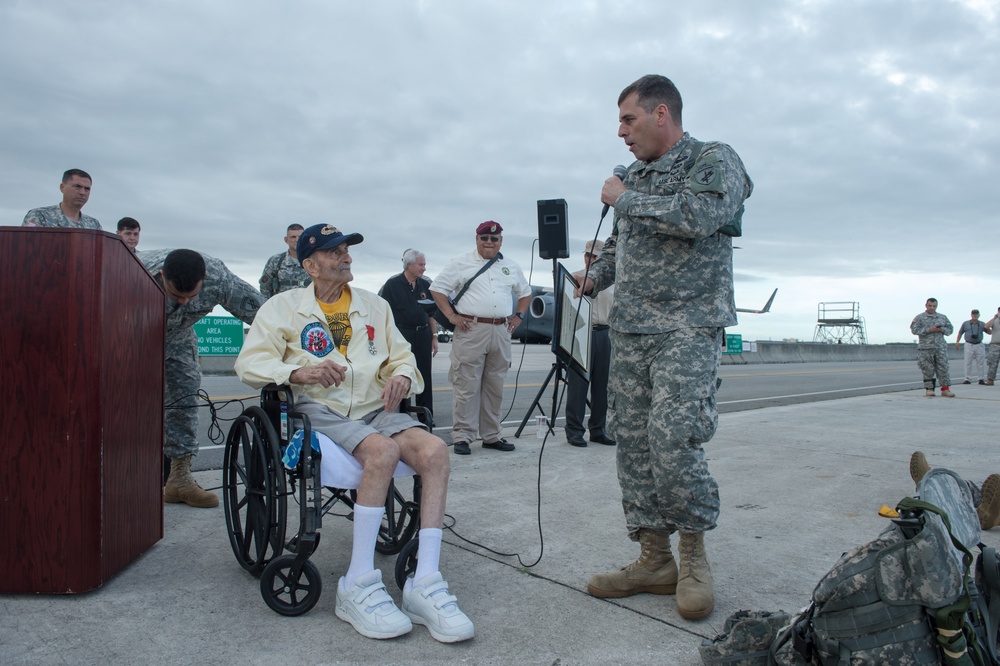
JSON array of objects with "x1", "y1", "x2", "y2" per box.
[{"x1": 537, "y1": 199, "x2": 569, "y2": 259}]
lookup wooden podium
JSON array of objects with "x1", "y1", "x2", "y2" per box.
[{"x1": 0, "y1": 228, "x2": 164, "y2": 593}]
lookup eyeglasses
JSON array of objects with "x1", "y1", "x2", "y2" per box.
[{"x1": 478, "y1": 235, "x2": 501, "y2": 242}]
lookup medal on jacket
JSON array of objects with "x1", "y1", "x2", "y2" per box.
[{"x1": 366, "y1": 325, "x2": 377, "y2": 355}]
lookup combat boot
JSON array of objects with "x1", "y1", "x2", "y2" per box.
[
  {"x1": 676, "y1": 531, "x2": 714, "y2": 620},
  {"x1": 925, "y1": 389, "x2": 935, "y2": 397},
  {"x1": 979, "y1": 474, "x2": 1000, "y2": 530},
  {"x1": 587, "y1": 529, "x2": 677, "y2": 598},
  {"x1": 909, "y1": 451, "x2": 931, "y2": 485},
  {"x1": 164, "y1": 455, "x2": 219, "y2": 508},
  {"x1": 940, "y1": 387, "x2": 955, "y2": 397}
]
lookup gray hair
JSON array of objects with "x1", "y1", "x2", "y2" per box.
[{"x1": 402, "y1": 248, "x2": 424, "y2": 269}]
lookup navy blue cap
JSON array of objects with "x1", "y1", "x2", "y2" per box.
[{"x1": 297, "y1": 224, "x2": 364, "y2": 266}]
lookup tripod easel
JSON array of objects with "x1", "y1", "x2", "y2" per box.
[{"x1": 514, "y1": 258, "x2": 588, "y2": 439}]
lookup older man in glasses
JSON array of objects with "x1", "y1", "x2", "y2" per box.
[{"x1": 431, "y1": 221, "x2": 531, "y2": 456}]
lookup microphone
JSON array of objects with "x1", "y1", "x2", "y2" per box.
[{"x1": 601, "y1": 165, "x2": 629, "y2": 220}]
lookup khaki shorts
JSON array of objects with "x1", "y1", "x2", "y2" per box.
[{"x1": 294, "y1": 396, "x2": 428, "y2": 454}]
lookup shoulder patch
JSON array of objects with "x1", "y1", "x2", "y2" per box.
[
  {"x1": 689, "y1": 156, "x2": 725, "y2": 194},
  {"x1": 694, "y1": 162, "x2": 719, "y2": 187}
]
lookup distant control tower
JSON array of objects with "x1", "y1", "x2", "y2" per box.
[{"x1": 814, "y1": 302, "x2": 867, "y2": 344}]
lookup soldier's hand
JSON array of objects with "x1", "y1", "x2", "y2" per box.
[
  {"x1": 290, "y1": 361, "x2": 347, "y2": 388},
  {"x1": 601, "y1": 176, "x2": 626, "y2": 207},
  {"x1": 575, "y1": 276, "x2": 595, "y2": 298}
]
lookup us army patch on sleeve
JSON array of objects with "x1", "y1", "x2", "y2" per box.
[{"x1": 689, "y1": 155, "x2": 726, "y2": 195}]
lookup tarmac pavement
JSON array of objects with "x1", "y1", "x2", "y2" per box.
[{"x1": 3, "y1": 383, "x2": 999, "y2": 665}]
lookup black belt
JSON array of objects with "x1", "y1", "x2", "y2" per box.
[
  {"x1": 592, "y1": 324, "x2": 609, "y2": 332},
  {"x1": 398, "y1": 323, "x2": 428, "y2": 331},
  {"x1": 967, "y1": 341, "x2": 982, "y2": 345}
]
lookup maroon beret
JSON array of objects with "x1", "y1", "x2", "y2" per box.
[{"x1": 476, "y1": 221, "x2": 503, "y2": 235}]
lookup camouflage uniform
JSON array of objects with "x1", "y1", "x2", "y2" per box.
[
  {"x1": 139, "y1": 249, "x2": 263, "y2": 459},
  {"x1": 259, "y1": 250, "x2": 312, "y2": 298},
  {"x1": 588, "y1": 132, "x2": 752, "y2": 537},
  {"x1": 22, "y1": 204, "x2": 101, "y2": 230},
  {"x1": 909, "y1": 311, "x2": 954, "y2": 390},
  {"x1": 987, "y1": 314, "x2": 1000, "y2": 382}
]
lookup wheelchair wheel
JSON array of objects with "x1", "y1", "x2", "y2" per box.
[
  {"x1": 394, "y1": 536, "x2": 419, "y2": 590},
  {"x1": 377, "y1": 478, "x2": 420, "y2": 555},
  {"x1": 223, "y1": 406, "x2": 287, "y2": 577},
  {"x1": 260, "y1": 554, "x2": 322, "y2": 616}
]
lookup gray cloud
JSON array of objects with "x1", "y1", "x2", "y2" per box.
[{"x1": 2, "y1": 0, "x2": 998, "y2": 344}]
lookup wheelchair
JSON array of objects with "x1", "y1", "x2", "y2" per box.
[{"x1": 222, "y1": 384, "x2": 424, "y2": 616}]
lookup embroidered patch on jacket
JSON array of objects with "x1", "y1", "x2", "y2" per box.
[
  {"x1": 694, "y1": 163, "x2": 720, "y2": 188},
  {"x1": 502, "y1": 267, "x2": 510, "y2": 275},
  {"x1": 301, "y1": 322, "x2": 333, "y2": 357}
]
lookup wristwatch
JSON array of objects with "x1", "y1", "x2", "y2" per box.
[{"x1": 514, "y1": 312, "x2": 525, "y2": 320}]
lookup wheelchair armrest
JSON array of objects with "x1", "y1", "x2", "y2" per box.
[{"x1": 400, "y1": 398, "x2": 433, "y2": 429}]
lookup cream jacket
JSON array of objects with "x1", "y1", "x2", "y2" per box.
[{"x1": 235, "y1": 284, "x2": 422, "y2": 418}]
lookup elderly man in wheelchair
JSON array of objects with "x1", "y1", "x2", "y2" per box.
[{"x1": 234, "y1": 223, "x2": 474, "y2": 643}]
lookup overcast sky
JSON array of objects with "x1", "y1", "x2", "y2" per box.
[{"x1": 3, "y1": 0, "x2": 998, "y2": 344}]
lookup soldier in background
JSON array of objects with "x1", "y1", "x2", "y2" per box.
[
  {"x1": 260, "y1": 223, "x2": 312, "y2": 298},
  {"x1": 140, "y1": 248, "x2": 264, "y2": 507},
  {"x1": 985, "y1": 307, "x2": 1000, "y2": 386},
  {"x1": 22, "y1": 168, "x2": 101, "y2": 229},
  {"x1": 116, "y1": 217, "x2": 141, "y2": 252},
  {"x1": 578, "y1": 74, "x2": 753, "y2": 621},
  {"x1": 910, "y1": 298, "x2": 955, "y2": 397}
]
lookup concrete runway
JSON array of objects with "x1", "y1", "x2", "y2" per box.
[
  {"x1": 3, "y1": 375, "x2": 998, "y2": 665},
  {"x1": 189, "y1": 344, "x2": 951, "y2": 472}
]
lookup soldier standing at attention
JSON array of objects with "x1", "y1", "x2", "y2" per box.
[
  {"x1": 911, "y1": 297, "x2": 955, "y2": 397},
  {"x1": 577, "y1": 74, "x2": 753, "y2": 621},
  {"x1": 22, "y1": 168, "x2": 102, "y2": 229},
  {"x1": 140, "y1": 249, "x2": 264, "y2": 507},
  {"x1": 260, "y1": 223, "x2": 312, "y2": 298}
]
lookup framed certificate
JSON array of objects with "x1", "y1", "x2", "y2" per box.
[{"x1": 552, "y1": 262, "x2": 591, "y2": 381}]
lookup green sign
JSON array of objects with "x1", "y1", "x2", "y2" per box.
[
  {"x1": 194, "y1": 316, "x2": 245, "y2": 356},
  {"x1": 723, "y1": 333, "x2": 743, "y2": 355}
]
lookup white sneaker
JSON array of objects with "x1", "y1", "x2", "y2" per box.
[
  {"x1": 335, "y1": 571, "x2": 412, "y2": 639},
  {"x1": 402, "y1": 572, "x2": 475, "y2": 643}
]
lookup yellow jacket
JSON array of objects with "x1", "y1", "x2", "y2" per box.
[{"x1": 235, "y1": 283, "x2": 422, "y2": 418}]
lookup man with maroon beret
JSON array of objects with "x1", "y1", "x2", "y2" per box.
[{"x1": 430, "y1": 222, "x2": 531, "y2": 455}]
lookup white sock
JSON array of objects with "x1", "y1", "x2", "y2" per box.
[
  {"x1": 414, "y1": 527, "x2": 443, "y2": 585},
  {"x1": 342, "y1": 504, "x2": 385, "y2": 591}
]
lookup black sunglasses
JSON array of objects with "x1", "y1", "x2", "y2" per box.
[{"x1": 478, "y1": 235, "x2": 501, "y2": 242}]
